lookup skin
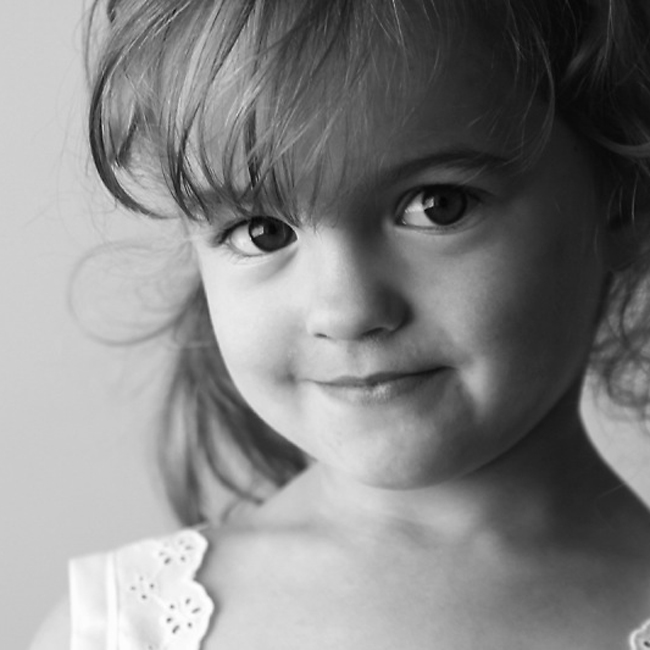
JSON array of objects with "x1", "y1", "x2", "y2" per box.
[
  {"x1": 188, "y1": 23, "x2": 650, "y2": 650},
  {"x1": 194, "y1": 45, "x2": 607, "y2": 495},
  {"x1": 30, "y1": 11, "x2": 650, "y2": 650}
]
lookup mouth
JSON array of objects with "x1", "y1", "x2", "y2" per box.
[{"x1": 311, "y1": 368, "x2": 446, "y2": 405}]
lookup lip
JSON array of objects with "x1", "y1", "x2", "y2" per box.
[{"x1": 311, "y1": 368, "x2": 446, "y2": 405}]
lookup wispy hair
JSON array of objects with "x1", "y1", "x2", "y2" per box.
[{"x1": 86, "y1": 0, "x2": 650, "y2": 524}]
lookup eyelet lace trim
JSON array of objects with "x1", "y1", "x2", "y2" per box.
[
  {"x1": 113, "y1": 529, "x2": 214, "y2": 650},
  {"x1": 73, "y1": 526, "x2": 649, "y2": 649},
  {"x1": 631, "y1": 620, "x2": 650, "y2": 649}
]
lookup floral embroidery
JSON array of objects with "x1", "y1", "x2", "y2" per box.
[
  {"x1": 127, "y1": 574, "x2": 158, "y2": 602},
  {"x1": 164, "y1": 596, "x2": 206, "y2": 635},
  {"x1": 631, "y1": 620, "x2": 650, "y2": 649},
  {"x1": 73, "y1": 528, "x2": 650, "y2": 649},
  {"x1": 114, "y1": 529, "x2": 214, "y2": 650},
  {"x1": 156, "y1": 534, "x2": 198, "y2": 566}
]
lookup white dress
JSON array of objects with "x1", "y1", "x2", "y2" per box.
[
  {"x1": 69, "y1": 528, "x2": 650, "y2": 649},
  {"x1": 69, "y1": 529, "x2": 214, "y2": 650}
]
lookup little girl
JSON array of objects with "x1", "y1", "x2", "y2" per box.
[{"x1": 32, "y1": 0, "x2": 650, "y2": 648}]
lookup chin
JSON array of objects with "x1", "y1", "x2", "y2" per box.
[{"x1": 332, "y1": 444, "x2": 470, "y2": 491}]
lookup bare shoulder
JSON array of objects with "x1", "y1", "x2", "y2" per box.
[
  {"x1": 29, "y1": 597, "x2": 70, "y2": 650},
  {"x1": 599, "y1": 488, "x2": 650, "y2": 614},
  {"x1": 198, "y1": 491, "x2": 327, "y2": 591}
]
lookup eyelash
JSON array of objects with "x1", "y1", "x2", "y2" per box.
[
  {"x1": 208, "y1": 183, "x2": 484, "y2": 257},
  {"x1": 209, "y1": 216, "x2": 297, "y2": 260},
  {"x1": 211, "y1": 218, "x2": 249, "y2": 248},
  {"x1": 395, "y1": 184, "x2": 482, "y2": 234}
]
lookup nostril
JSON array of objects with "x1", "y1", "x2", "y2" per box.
[
  {"x1": 305, "y1": 289, "x2": 409, "y2": 341},
  {"x1": 313, "y1": 324, "x2": 390, "y2": 341},
  {"x1": 303, "y1": 242, "x2": 410, "y2": 341}
]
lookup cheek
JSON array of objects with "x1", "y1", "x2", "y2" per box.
[
  {"x1": 209, "y1": 292, "x2": 265, "y2": 371},
  {"x1": 446, "y1": 207, "x2": 605, "y2": 382},
  {"x1": 202, "y1": 274, "x2": 296, "y2": 398}
]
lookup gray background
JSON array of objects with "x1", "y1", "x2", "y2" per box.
[{"x1": 4, "y1": 4, "x2": 650, "y2": 649}]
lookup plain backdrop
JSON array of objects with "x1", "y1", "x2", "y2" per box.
[
  {"x1": 3, "y1": 4, "x2": 650, "y2": 649},
  {"x1": 2, "y1": 4, "x2": 173, "y2": 648}
]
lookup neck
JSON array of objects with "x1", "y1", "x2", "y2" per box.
[{"x1": 292, "y1": 385, "x2": 625, "y2": 547}]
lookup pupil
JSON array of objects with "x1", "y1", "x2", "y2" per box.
[
  {"x1": 249, "y1": 217, "x2": 293, "y2": 252},
  {"x1": 424, "y1": 189, "x2": 466, "y2": 225}
]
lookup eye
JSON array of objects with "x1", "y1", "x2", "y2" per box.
[
  {"x1": 399, "y1": 185, "x2": 471, "y2": 230},
  {"x1": 226, "y1": 216, "x2": 297, "y2": 256}
]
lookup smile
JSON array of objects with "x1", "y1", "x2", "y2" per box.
[{"x1": 312, "y1": 369, "x2": 446, "y2": 405}]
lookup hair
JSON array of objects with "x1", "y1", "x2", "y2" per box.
[{"x1": 85, "y1": 0, "x2": 650, "y2": 525}]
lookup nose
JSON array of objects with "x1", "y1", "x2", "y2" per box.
[{"x1": 304, "y1": 235, "x2": 409, "y2": 341}]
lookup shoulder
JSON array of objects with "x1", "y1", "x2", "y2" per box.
[
  {"x1": 32, "y1": 528, "x2": 214, "y2": 650},
  {"x1": 109, "y1": 527, "x2": 216, "y2": 647},
  {"x1": 108, "y1": 526, "x2": 212, "y2": 568},
  {"x1": 67, "y1": 527, "x2": 213, "y2": 583},
  {"x1": 29, "y1": 597, "x2": 70, "y2": 650}
]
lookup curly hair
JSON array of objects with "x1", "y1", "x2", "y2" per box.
[{"x1": 86, "y1": 0, "x2": 650, "y2": 524}]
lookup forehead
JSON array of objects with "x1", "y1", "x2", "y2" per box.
[
  {"x1": 151, "y1": 0, "x2": 541, "y2": 219},
  {"x1": 248, "y1": 42, "x2": 528, "y2": 197},
  {"x1": 342, "y1": 32, "x2": 528, "y2": 175}
]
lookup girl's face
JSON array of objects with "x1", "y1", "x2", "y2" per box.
[{"x1": 191, "y1": 33, "x2": 608, "y2": 490}]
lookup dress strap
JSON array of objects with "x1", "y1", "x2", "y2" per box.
[
  {"x1": 631, "y1": 619, "x2": 650, "y2": 649},
  {"x1": 69, "y1": 529, "x2": 214, "y2": 650}
]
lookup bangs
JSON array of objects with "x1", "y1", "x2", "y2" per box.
[
  {"x1": 90, "y1": 1, "x2": 434, "y2": 225},
  {"x1": 88, "y1": 0, "x2": 571, "y2": 225}
]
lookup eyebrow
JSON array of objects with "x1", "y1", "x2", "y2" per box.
[
  {"x1": 185, "y1": 147, "x2": 517, "y2": 224},
  {"x1": 379, "y1": 148, "x2": 516, "y2": 185}
]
